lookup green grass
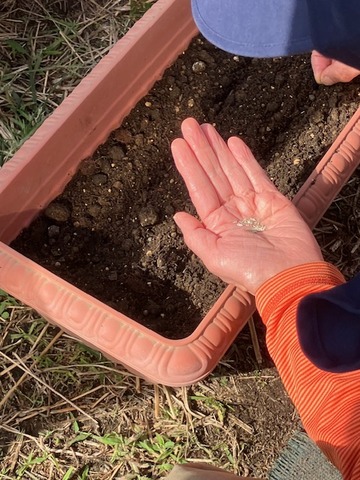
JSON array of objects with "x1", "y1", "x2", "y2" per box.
[
  {"x1": 0, "y1": 288, "x2": 20, "y2": 320},
  {"x1": 0, "y1": 0, "x2": 156, "y2": 165}
]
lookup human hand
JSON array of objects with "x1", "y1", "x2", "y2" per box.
[
  {"x1": 311, "y1": 50, "x2": 360, "y2": 86},
  {"x1": 171, "y1": 118, "x2": 323, "y2": 294}
]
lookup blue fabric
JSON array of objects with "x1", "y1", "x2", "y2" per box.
[
  {"x1": 191, "y1": 0, "x2": 360, "y2": 69},
  {"x1": 306, "y1": 0, "x2": 360, "y2": 69},
  {"x1": 297, "y1": 274, "x2": 360, "y2": 373}
]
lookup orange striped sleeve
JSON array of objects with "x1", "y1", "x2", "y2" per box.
[{"x1": 256, "y1": 262, "x2": 360, "y2": 479}]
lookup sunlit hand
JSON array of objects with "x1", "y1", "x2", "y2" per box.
[
  {"x1": 171, "y1": 118, "x2": 323, "y2": 294},
  {"x1": 311, "y1": 50, "x2": 360, "y2": 86}
]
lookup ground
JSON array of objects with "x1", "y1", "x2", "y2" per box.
[{"x1": 1, "y1": 3, "x2": 360, "y2": 480}]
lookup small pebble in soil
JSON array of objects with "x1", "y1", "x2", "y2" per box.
[
  {"x1": 192, "y1": 61, "x2": 206, "y2": 73},
  {"x1": 114, "y1": 128, "x2": 133, "y2": 144},
  {"x1": 134, "y1": 134, "x2": 144, "y2": 147},
  {"x1": 87, "y1": 204, "x2": 102, "y2": 217},
  {"x1": 112, "y1": 181, "x2": 122, "y2": 190},
  {"x1": 108, "y1": 271, "x2": 118, "y2": 281},
  {"x1": 164, "y1": 204, "x2": 174, "y2": 216},
  {"x1": 48, "y1": 225, "x2": 60, "y2": 238},
  {"x1": 109, "y1": 145, "x2": 125, "y2": 161},
  {"x1": 92, "y1": 173, "x2": 108, "y2": 186},
  {"x1": 138, "y1": 206, "x2": 159, "y2": 227},
  {"x1": 45, "y1": 203, "x2": 70, "y2": 222},
  {"x1": 157, "y1": 257, "x2": 165, "y2": 268}
]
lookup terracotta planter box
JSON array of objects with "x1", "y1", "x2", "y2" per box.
[{"x1": 0, "y1": 0, "x2": 359, "y2": 386}]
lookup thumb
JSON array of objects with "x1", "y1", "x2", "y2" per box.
[
  {"x1": 174, "y1": 212, "x2": 218, "y2": 265},
  {"x1": 311, "y1": 51, "x2": 360, "y2": 85},
  {"x1": 321, "y1": 62, "x2": 360, "y2": 85},
  {"x1": 310, "y1": 50, "x2": 332, "y2": 84}
]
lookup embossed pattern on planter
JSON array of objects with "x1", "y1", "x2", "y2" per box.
[{"x1": 0, "y1": 244, "x2": 252, "y2": 384}]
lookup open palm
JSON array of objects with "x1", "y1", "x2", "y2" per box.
[{"x1": 171, "y1": 118, "x2": 323, "y2": 294}]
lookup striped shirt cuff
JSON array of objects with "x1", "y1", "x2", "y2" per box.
[{"x1": 256, "y1": 262, "x2": 345, "y2": 324}]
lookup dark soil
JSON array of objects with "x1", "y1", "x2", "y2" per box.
[{"x1": 12, "y1": 35, "x2": 359, "y2": 339}]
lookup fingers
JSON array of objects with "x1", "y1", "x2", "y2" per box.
[
  {"x1": 227, "y1": 136, "x2": 275, "y2": 193},
  {"x1": 311, "y1": 50, "x2": 360, "y2": 85},
  {"x1": 173, "y1": 212, "x2": 218, "y2": 267},
  {"x1": 173, "y1": 117, "x2": 277, "y2": 219},
  {"x1": 180, "y1": 118, "x2": 234, "y2": 202},
  {"x1": 322, "y1": 62, "x2": 360, "y2": 85},
  {"x1": 171, "y1": 137, "x2": 222, "y2": 220},
  {"x1": 200, "y1": 123, "x2": 254, "y2": 198},
  {"x1": 311, "y1": 51, "x2": 332, "y2": 84}
]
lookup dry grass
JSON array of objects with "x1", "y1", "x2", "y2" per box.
[
  {"x1": 0, "y1": 299, "x2": 296, "y2": 479},
  {"x1": 314, "y1": 171, "x2": 360, "y2": 279}
]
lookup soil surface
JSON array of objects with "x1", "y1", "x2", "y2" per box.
[
  {"x1": 9, "y1": 35, "x2": 360, "y2": 478},
  {"x1": 13, "y1": 36, "x2": 360, "y2": 338}
]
